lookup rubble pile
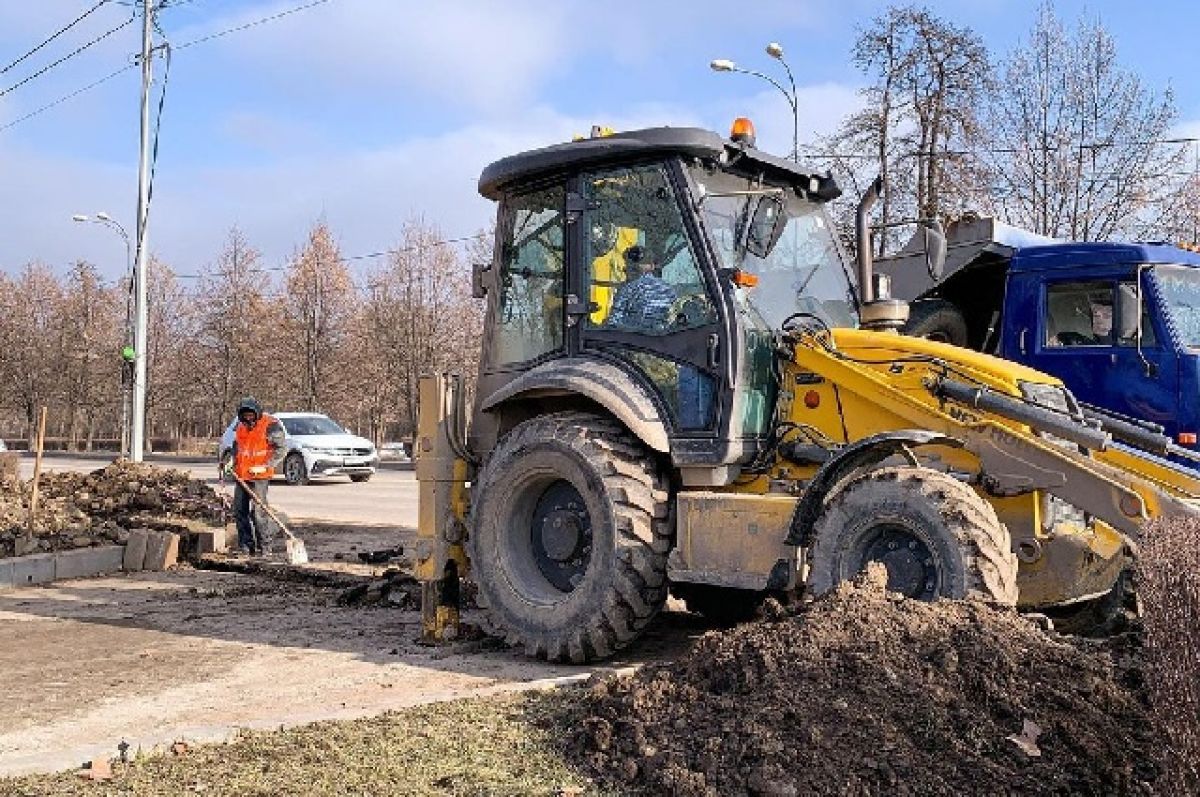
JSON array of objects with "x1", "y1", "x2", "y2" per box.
[
  {"x1": 0, "y1": 461, "x2": 225, "y2": 558},
  {"x1": 574, "y1": 566, "x2": 1154, "y2": 796}
]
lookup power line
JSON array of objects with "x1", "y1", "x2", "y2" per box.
[
  {"x1": 0, "y1": 0, "x2": 112, "y2": 76},
  {"x1": 0, "y1": 64, "x2": 134, "y2": 132},
  {"x1": 0, "y1": 0, "x2": 336, "y2": 133},
  {"x1": 170, "y1": 234, "x2": 482, "y2": 280},
  {"x1": 174, "y1": 0, "x2": 334, "y2": 50},
  {"x1": 0, "y1": 12, "x2": 137, "y2": 99}
]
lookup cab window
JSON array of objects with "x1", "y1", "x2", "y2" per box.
[
  {"x1": 582, "y1": 165, "x2": 715, "y2": 336},
  {"x1": 489, "y1": 185, "x2": 565, "y2": 366}
]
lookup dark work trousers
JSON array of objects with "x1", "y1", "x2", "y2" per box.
[{"x1": 233, "y1": 479, "x2": 272, "y2": 553}]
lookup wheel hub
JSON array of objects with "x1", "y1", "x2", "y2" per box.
[
  {"x1": 541, "y1": 510, "x2": 582, "y2": 562},
  {"x1": 860, "y1": 526, "x2": 939, "y2": 599},
  {"x1": 530, "y1": 480, "x2": 593, "y2": 593}
]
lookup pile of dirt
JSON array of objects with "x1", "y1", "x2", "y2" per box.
[
  {"x1": 0, "y1": 461, "x2": 225, "y2": 558},
  {"x1": 574, "y1": 566, "x2": 1155, "y2": 796}
]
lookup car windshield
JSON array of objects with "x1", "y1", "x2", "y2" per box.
[
  {"x1": 1153, "y1": 265, "x2": 1200, "y2": 347},
  {"x1": 281, "y1": 416, "x2": 345, "y2": 436},
  {"x1": 689, "y1": 165, "x2": 858, "y2": 331}
]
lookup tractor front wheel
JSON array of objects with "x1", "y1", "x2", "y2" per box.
[
  {"x1": 807, "y1": 466, "x2": 1018, "y2": 605},
  {"x1": 469, "y1": 412, "x2": 672, "y2": 663}
]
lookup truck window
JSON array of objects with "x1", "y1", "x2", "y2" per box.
[{"x1": 1045, "y1": 281, "x2": 1114, "y2": 347}]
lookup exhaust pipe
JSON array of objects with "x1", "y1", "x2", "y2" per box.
[
  {"x1": 855, "y1": 176, "x2": 908, "y2": 331},
  {"x1": 856, "y1": 175, "x2": 883, "y2": 304}
]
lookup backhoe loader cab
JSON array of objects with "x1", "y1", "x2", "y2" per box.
[
  {"x1": 471, "y1": 126, "x2": 853, "y2": 477},
  {"x1": 416, "y1": 125, "x2": 1200, "y2": 662}
]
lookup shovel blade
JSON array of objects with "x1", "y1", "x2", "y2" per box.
[{"x1": 285, "y1": 538, "x2": 309, "y2": 565}]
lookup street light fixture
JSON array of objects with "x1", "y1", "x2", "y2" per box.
[
  {"x1": 73, "y1": 212, "x2": 136, "y2": 459},
  {"x1": 709, "y1": 45, "x2": 800, "y2": 161}
]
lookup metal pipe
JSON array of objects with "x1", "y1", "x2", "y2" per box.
[
  {"x1": 856, "y1": 176, "x2": 883, "y2": 304},
  {"x1": 933, "y1": 379, "x2": 1111, "y2": 452}
]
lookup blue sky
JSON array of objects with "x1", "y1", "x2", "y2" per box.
[{"x1": 1, "y1": 0, "x2": 1198, "y2": 281}]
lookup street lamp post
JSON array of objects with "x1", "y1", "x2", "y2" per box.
[
  {"x1": 710, "y1": 42, "x2": 800, "y2": 161},
  {"x1": 73, "y1": 212, "x2": 135, "y2": 458}
]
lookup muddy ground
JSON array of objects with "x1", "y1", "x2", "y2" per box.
[
  {"x1": 0, "y1": 517, "x2": 706, "y2": 777},
  {"x1": 574, "y1": 566, "x2": 1155, "y2": 796}
]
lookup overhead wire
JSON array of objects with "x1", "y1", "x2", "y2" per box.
[
  {"x1": 173, "y1": 0, "x2": 334, "y2": 50},
  {"x1": 0, "y1": 0, "x2": 112, "y2": 76},
  {"x1": 0, "y1": 12, "x2": 137, "y2": 99},
  {"x1": 0, "y1": 0, "x2": 336, "y2": 133}
]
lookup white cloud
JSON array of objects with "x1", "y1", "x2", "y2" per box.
[{"x1": 171, "y1": 0, "x2": 574, "y2": 114}]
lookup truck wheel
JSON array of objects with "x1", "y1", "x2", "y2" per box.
[
  {"x1": 904, "y1": 299, "x2": 969, "y2": 347},
  {"x1": 469, "y1": 412, "x2": 672, "y2": 663},
  {"x1": 807, "y1": 466, "x2": 1018, "y2": 605},
  {"x1": 283, "y1": 453, "x2": 309, "y2": 486}
]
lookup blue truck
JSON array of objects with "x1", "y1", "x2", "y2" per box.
[{"x1": 876, "y1": 216, "x2": 1200, "y2": 453}]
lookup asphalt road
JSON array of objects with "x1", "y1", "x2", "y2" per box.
[{"x1": 17, "y1": 454, "x2": 418, "y2": 528}]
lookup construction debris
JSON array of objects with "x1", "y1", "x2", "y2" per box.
[
  {"x1": 337, "y1": 567, "x2": 421, "y2": 608},
  {"x1": 0, "y1": 460, "x2": 223, "y2": 558},
  {"x1": 574, "y1": 565, "x2": 1155, "y2": 796}
]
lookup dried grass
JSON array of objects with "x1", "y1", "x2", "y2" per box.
[{"x1": 1138, "y1": 517, "x2": 1200, "y2": 796}]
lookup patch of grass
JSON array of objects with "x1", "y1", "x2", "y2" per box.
[{"x1": 0, "y1": 691, "x2": 611, "y2": 797}]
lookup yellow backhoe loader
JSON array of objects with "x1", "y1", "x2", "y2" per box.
[{"x1": 415, "y1": 122, "x2": 1200, "y2": 662}]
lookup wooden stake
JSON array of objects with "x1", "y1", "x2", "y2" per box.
[{"x1": 28, "y1": 406, "x2": 47, "y2": 535}]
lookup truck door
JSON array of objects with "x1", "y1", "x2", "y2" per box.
[
  {"x1": 1026, "y1": 276, "x2": 1176, "y2": 428},
  {"x1": 572, "y1": 163, "x2": 723, "y2": 437}
]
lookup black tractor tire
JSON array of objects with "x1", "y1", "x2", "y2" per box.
[
  {"x1": 673, "y1": 583, "x2": 765, "y2": 626},
  {"x1": 283, "y1": 453, "x2": 309, "y2": 486},
  {"x1": 807, "y1": 466, "x2": 1018, "y2": 605},
  {"x1": 349, "y1": 473, "x2": 372, "y2": 483},
  {"x1": 468, "y1": 411, "x2": 672, "y2": 663},
  {"x1": 903, "y1": 299, "x2": 969, "y2": 347}
]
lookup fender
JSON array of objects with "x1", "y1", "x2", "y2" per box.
[
  {"x1": 480, "y1": 358, "x2": 670, "y2": 453},
  {"x1": 785, "y1": 430, "x2": 964, "y2": 546}
]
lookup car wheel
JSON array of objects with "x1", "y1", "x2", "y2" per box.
[{"x1": 283, "y1": 453, "x2": 309, "y2": 486}]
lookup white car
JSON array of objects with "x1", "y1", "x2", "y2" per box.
[{"x1": 219, "y1": 412, "x2": 378, "y2": 485}]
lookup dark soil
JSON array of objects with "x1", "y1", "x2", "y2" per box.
[
  {"x1": 572, "y1": 566, "x2": 1155, "y2": 796},
  {"x1": 0, "y1": 460, "x2": 224, "y2": 557}
]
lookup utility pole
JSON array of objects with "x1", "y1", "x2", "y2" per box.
[{"x1": 130, "y1": 0, "x2": 153, "y2": 462}]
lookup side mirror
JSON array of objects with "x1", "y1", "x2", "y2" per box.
[
  {"x1": 745, "y1": 195, "x2": 787, "y2": 259},
  {"x1": 472, "y1": 261, "x2": 491, "y2": 299},
  {"x1": 922, "y1": 220, "x2": 947, "y2": 280}
]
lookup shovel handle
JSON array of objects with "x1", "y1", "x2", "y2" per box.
[{"x1": 230, "y1": 473, "x2": 297, "y2": 541}]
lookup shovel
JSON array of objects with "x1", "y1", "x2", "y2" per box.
[{"x1": 230, "y1": 472, "x2": 309, "y2": 565}]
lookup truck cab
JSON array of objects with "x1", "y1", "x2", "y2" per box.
[{"x1": 877, "y1": 218, "x2": 1200, "y2": 455}]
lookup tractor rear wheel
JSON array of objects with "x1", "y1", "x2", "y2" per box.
[
  {"x1": 469, "y1": 412, "x2": 672, "y2": 662},
  {"x1": 807, "y1": 466, "x2": 1018, "y2": 605}
]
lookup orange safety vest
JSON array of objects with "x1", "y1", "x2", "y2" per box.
[{"x1": 234, "y1": 413, "x2": 278, "y2": 481}]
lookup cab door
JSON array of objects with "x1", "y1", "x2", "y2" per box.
[
  {"x1": 572, "y1": 163, "x2": 723, "y2": 440},
  {"x1": 1024, "y1": 272, "x2": 1176, "y2": 429}
]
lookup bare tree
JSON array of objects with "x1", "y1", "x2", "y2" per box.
[
  {"x1": 194, "y1": 228, "x2": 280, "y2": 424},
  {"x1": 282, "y1": 222, "x2": 356, "y2": 413},
  {"x1": 821, "y1": 4, "x2": 991, "y2": 252},
  {"x1": 983, "y1": 4, "x2": 1182, "y2": 239}
]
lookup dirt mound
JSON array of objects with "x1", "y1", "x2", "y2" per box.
[
  {"x1": 0, "y1": 461, "x2": 224, "y2": 558},
  {"x1": 575, "y1": 567, "x2": 1154, "y2": 796}
]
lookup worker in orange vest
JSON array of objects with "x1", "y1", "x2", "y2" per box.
[{"x1": 225, "y1": 397, "x2": 287, "y2": 557}]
